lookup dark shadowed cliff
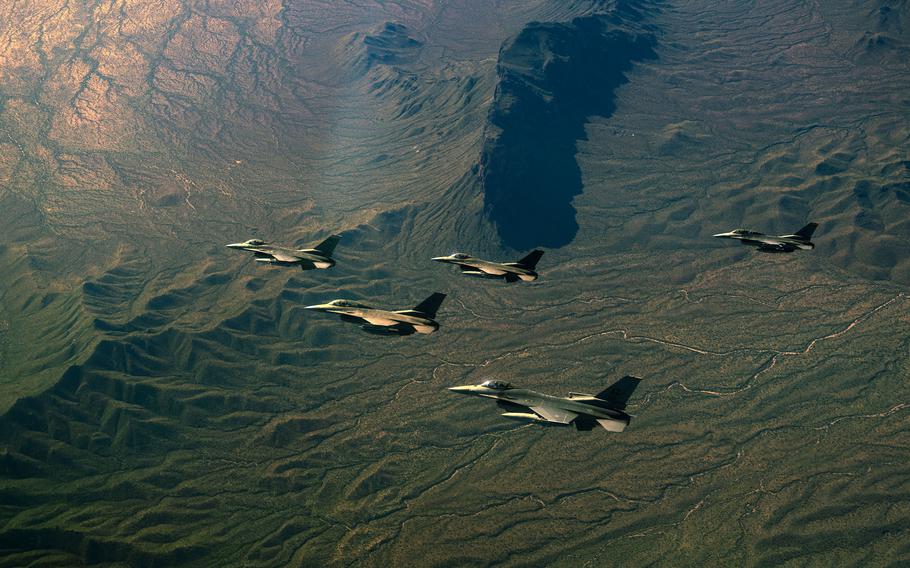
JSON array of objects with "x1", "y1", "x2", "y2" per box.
[{"x1": 481, "y1": 2, "x2": 658, "y2": 250}]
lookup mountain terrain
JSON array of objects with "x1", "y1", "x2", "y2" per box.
[{"x1": 1, "y1": 0, "x2": 909, "y2": 566}]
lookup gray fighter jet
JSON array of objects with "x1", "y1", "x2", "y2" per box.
[
  {"x1": 227, "y1": 235, "x2": 341, "y2": 270},
  {"x1": 448, "y1": 376, "x2": 641, "y2": 432},
  {"x1": 713, "y1": 223, "x2": 818, "y2": 253},
  {"x1": 431, "y1": 250, "x2": 544, "y2": 282},
  {"x1": 304, "y1": 293, "x2": 446, "y2": 335},
  {"x1": 226, "y1": 234, "x2": 341, "y2": 269}
]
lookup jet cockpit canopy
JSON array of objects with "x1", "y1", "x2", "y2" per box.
[
  {"x1": 480, "y1": 380, "x2": 513, "y2": 390},
  {"x1": 328, "y1": 299, "x2": 366, "y2": 308},
  {"x1": 450, "y1": 253, "x2": 470, "y2": 260},
  {"x1": 245, "y1": 239, "x2": 266, "y2": 246}
]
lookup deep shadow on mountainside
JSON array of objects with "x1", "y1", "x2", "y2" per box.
[{"x1": 481, "y1": 1, "x2": 658, "y2": 250}]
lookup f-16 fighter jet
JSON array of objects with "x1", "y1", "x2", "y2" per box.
[
  {"x1": 226, "y1": 234, "x2": 341, "y2": 269},
  {"x1": 431, "y1": 250, "x2": 544, "y2": 282},
  {"x1": 448, "y1": 376, "x2": 641, "y2": 432},
  {"x1": 713, "y1": 223, "x2": 818, "y2": 253},
  {"x1": 304, "y1": 293, "x2": 446, "y2": 335}
]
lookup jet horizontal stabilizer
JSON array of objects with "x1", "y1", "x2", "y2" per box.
[{"x1": 597, "y1": 418, "x2": 629, "y2": 432}]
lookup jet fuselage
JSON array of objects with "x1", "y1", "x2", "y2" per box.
[
  {"x1": 450, "y1": 386, "x2": 628, "y2": 420},
  {"x1": 227, "y1": 242, "x2": 335, "y2": 268},
  {"x1": 713, "y1": 224, "x2": 818, "y2": 253},
  {"x1": 305, "y1": 301, "x2": 439, "y2": 334},
  {"x1": 432, "y1": 254, "x2": 538, "y2": 281},
  {"x1": 227, "y1": 236, "x2": 341, "y2": 269},
  {"x1": 713, "y1": 232, "x2": 813, "y2": 251},
  {"x1": 448, "y1": 382, "x2": 634, "y2": 431}
]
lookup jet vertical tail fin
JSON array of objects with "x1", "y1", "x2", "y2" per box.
[
  {"x1": 792, "y1": 223, "x2": 818, "y2": 240},
  {"x1": 516, "y1": 250, "x2": 544, "y2": 269},
  {"x1": 313, "y1": 234, "x2": 342, "y2": 256},
  {"x1": 595, "y1": 376, "x2": 641, "y2": 410},
  {"x1": 412, "y1": 292, "x2": 446, "y2": 319}
]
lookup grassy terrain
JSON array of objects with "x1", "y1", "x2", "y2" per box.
[{"x1": 1, "y1": 0, "x2": 909, "y2": 566}]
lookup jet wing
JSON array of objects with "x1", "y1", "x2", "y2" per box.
[
  {"x1": 269, "y1": 251, "x2": 302, "y2": 262},
  {"x1": 597, "y1": 418, "x2": 629, "y2": 432},
  {"x1": 362, "y1": 314, "x2": 400, "y2": 326},
  {"x1": 750, "y1": 236, "x2": 785, "y2": 246},
  {"x1": 529, "y1": 405, "x2": 578, "y2": 424},
  {"x1": 758, "y1": 243, "x2": 796, "y2": 252},
  {"x1": 360, "y1": 323, "x2": 415, "y2": 335},
  {"x1": 477, "y1": 265, "x2": 507, "y2": 276}
]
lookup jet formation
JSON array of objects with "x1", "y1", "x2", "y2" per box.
[
  {"x1": 225, "y1": 219, "x2": 822, "y2": 434},
  {"x1": 449, "y1": 376, "x2": 641, "y2": 432},
  {"x1": 226, "y1": 234, "x2": 342, "y2": 269},
  {"x1": 432, "y1": 250, "x2": 544, "y2": 282},
  {"x1": 305, "y1": 293, "x2": 446, "y2": 335},
  {"x1": 713, "y1": 223, "x2": 818, "y2": 253}
]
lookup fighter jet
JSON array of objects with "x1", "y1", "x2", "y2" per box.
[
  {"x1": 226, "y1": 234, "x2": 341, "y2": 269},
  {"x1": 448, "y1": 376, "x2": 641, "y2": 432},
  {"x1": 304, "y1": 292, "x2": 446, "y2": 335},
  {"x1": 431, "y1": 250, "x2": 544, "y2": 282},
  {"x1": 713, "y1": 223, "x2": 818, "y2": 253}
]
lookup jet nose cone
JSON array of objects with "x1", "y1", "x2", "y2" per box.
[
  {"x1": 226, "y1": 243, "x2": 244, "y2": 248},
  {"x1": 303, "y1": 305, "x2": 325, "y2": 310},
  {"x1": 447, "y1": 386, "x2": 475, "y2": 394},
  {"x1": 713, "y1": 232, "x2": 731, "y2": 238},
  {"x1": 431, "y1": 256, "x2": 449, "y2": 262}
]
